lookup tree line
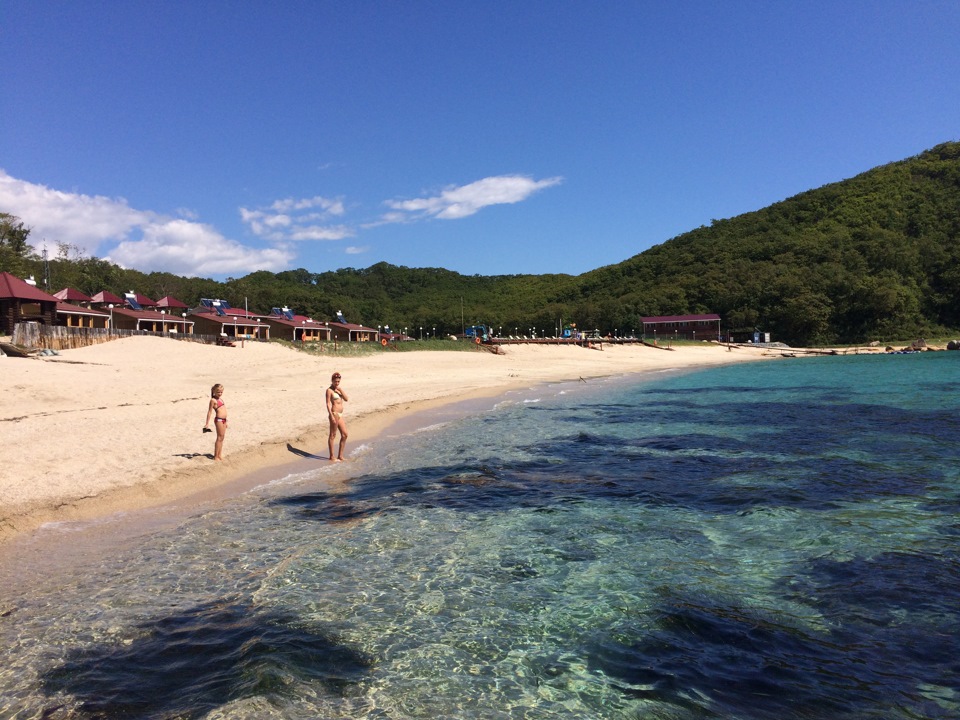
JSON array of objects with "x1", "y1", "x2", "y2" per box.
[{"x1": 3, "y1": 141, "x2": 959, "y2": 345}]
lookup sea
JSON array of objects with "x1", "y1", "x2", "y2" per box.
[{"x1": 0, "y1": 351, "x2": 958, "y2": 719}]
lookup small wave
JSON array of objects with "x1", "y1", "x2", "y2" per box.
[
  {"x1": 248, "y1": 470, "x2": 319, "y2": 493},
  {"x1": 410, "y1": 421, "x2": 452, "y2": 435}
]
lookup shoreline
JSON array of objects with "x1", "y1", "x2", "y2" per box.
[{"x1": 0, "y1": 337, "x2": 774, "y2": 544}]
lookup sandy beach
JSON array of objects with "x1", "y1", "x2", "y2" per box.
[{"x1": 0, "y1": 336, "x2": 771, "y2": 542}]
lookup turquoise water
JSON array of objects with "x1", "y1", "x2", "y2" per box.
[{"x1": 1, "y1": 352, "x2": 958, "y2": 718}]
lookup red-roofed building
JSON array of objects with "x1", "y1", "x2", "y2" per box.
[
  {"x1": 53, "y1": 287, "x2": 94, "y2": 305},
  {"x1": 90, "y1": 290, "x2": 125, "y2": 306},
  {"x1": 124, "y1": 291, "x2": 158, "y2": 308},
  {"x1": 0, "y1": 272, "x2": 60, "y2": 335},
  {"x1": 188, "y1": 302, "x2": 270, "y2": 340},
  {"x1": 156, "y1": 295, "x2": 188, "y2": 311},
  {"x1": 328, "y1": 320, "x2": 380, "y2": 343},
  {"x1": 261, "y1": 308, "x2": 333, "y2": 342},
  {"x1": 110, "y1": 306, "x2": 195, "y2": 334},
  {"x1": 56, "y1": 302, "x2": 110, "y2": 328},
  {"x1": 641, "y1": 314, "x2": 721, "y2": 341}
]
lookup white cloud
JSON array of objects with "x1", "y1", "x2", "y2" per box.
[
  {"x1": 384, "y1": 174, "x2": 563, "y2": 222},
  {"x1": 176, "y1": 207, "x2": 200, "y2": 221},
  {"x1": 290, "y1": 225, "x2": 354, "y2": 241},
  {"x1": 0, "y1": 170, "x2": 563, "y2": 276},
  {"x1": 0, "y1": 169, "x2": 151, "y2": 255},
  {"x1": 106, "y1": 219, "x2": 294, "y2": 276},
  {"x1": 270, "y1": 196, "x2": 345, "y2": 215},
  {"x1": 0, "y1": 170, "x2": 292, "y2": 276},
  {"x1": 241, "y1": 195, "x2": 348, "y2": 243}
]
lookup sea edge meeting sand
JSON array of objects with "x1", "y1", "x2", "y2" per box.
[{"x1": 0, "y1": 336, "x2": 777, "y2": 544}]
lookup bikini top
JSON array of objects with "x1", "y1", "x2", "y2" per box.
[{"x1": 216, "y1": 398, "x2": 224, "y2": 408}]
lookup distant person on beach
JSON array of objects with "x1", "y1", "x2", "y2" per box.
[
  {"x1": 203, "y1": 383, "x2": 227, "y2": 460},
  {"x1": 326, "y1": 371, "x2": 349, "y2": 461}
]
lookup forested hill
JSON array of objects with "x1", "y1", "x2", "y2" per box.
[
  {"x1": 3, "y1": 142, "x2": 959, "y2": 345},
  {"x1": 576, "y1": 141, "x2": 960, "y2": 344}
]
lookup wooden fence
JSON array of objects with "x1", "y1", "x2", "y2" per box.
[{"x1": 11, "y1": 323, "x2": 237, "y2": 351}]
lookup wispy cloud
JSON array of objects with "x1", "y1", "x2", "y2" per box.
[
  {"x1": 0, "y1": 170, "x2": 292, "y2": 276},
  {"x1": 240, "y1": 196, "x2": 351, "y2": 243},
  {"x1": 0, "y1": 170, "x2": 563, "y2": 276},
  {"x1": 383, "y1": 174, "x2": 563, "y2": 222}
]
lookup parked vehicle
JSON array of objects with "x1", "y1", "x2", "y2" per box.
[{"x1": 462, "y1": 325, "x2": 491, "y2": 342}]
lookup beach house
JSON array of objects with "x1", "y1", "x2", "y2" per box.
[
  {"x1": 188, "y1": 299, "x2": 270, "y2": 340},
  {"x1": 261, "y1": 307, "x2": 333, "y2": 342},
  {"x1": 0, "y1": 272, "x2": 59, "y2": 335},
  {"x1": 327, "y1": 319, "x2": 380, "y2": 343},
  {"x1": 641, "y1": 314, "x2": 722, "y2": 342}
]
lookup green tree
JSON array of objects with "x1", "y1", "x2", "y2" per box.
[{"x1": 0, "y1": 213, "x2": 32, "y2": 276}]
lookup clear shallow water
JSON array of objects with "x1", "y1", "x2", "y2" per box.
[{"x1": 1, "y1": 353, "x2": 958, "y2": 719}]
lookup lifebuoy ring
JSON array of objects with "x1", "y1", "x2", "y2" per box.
[
  {"x1": 381, "y1": 338, "x2": 388, "y2": 346},
  {"x1": 475, "y1": 336, "x2": 481, "y2": 345}
]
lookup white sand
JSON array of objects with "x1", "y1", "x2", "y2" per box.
[{"x1": 0, "y1": 336, "x2": 772, "y2": 541}]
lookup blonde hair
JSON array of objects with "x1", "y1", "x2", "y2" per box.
[{"x1": 211, "y1": 383, "x2": 224, "y2": 396}]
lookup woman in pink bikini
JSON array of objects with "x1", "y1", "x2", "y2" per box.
[
  {"x1": 203, "y1": 383, "x2": 228, "y2": 460},
  {"x1": 325, "y1": 372, "x2": 349, "y2": 461}
]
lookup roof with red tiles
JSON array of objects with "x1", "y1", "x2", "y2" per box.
[
  {"x1": 156, "y1": 295, "x2": 188, "y2": 308},
  {"x1": 123, "y1": 292, "x2": 157, "y2": 307},
  {"x1": 91, "y1": 290, "x2": 125, "y2": 304},
  {"x1": 328, "y1": 320, "x2": 379, "y2": 332},
  {"x1": 0, "y1": 272, "x2": 60, "y2": 302},
  {"x1": 263, "y1": 310, "x2": 330, "y2": 329},
  {"x1": 56, "y1": 302, "x2": 109, "y2": 316},
  {"x1": 111, "y1": 306, "x2": 194, "y2": 323},
  {"x1": 189, "y1": 312, "x2": 263, "y2": 327},
  {"x1": 53, "y1": 287, "x2": 94, "y2": 302}
]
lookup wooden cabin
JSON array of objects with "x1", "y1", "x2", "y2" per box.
[
  {"x1": 110, "y1": 307, "x2": 194, "y2": 333},
  {"x1": 328, "y1": 320, "x2": 380, "y2": 343},
  {"x1": 262, "y1": 307, "x2": 332, "y2": 342},
  {"x1": 188, "y1": 301, "x2": 269, "y2": 340},
  {"x1": 641, "y1": 314, "x2": 722, "y2": 342},
  {"x1": 56, "y1": 302, "x2": 110, "y2": 328},
  {"x1": 0, "y1": 272, "x2": 59, "y2": 335}
]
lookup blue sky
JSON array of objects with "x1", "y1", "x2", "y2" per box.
[{"x1": 2, "y1": 1, "x2": 958, "y2": 280}]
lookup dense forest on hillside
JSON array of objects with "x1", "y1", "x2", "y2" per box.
[{"x1": 3, "y1": 142, "x2": 959, "y2": 345}]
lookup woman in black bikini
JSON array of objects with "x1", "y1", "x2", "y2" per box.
[
  {"x1": 325, "y1": 372, "x2": 349, "y2": 461},
  {"x1": 203, "y1": 383, "x2": 227, "y2": 460}
]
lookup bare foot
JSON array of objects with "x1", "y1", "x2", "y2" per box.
[{"x1": 329, "y1": 457, "x2": 342, "y2": 462}]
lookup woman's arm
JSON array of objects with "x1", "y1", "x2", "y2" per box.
[{"x1": 204, "y1": 398, "x2": 216, "y2": 428}]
